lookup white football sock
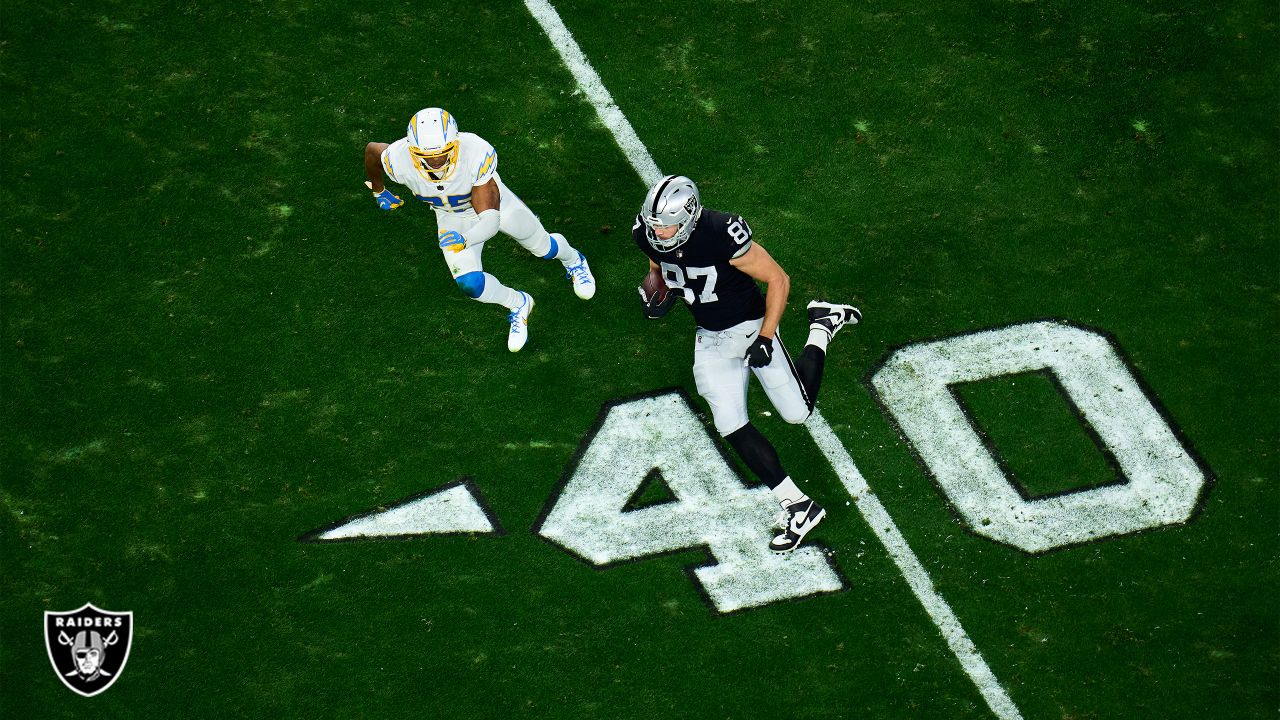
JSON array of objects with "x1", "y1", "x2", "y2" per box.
[
  {"x1": 553, "y1": 235, "x2": 581, "y2": 265},
  {"x1": 771, "y1": 477, "x2": 809, "y2": 507},
  {"x1": 476, "y1": 274, "x2": 521, "y2": 310},
  {"x1": 806, "y1": 327, "x2": 831, "y2": 352}
]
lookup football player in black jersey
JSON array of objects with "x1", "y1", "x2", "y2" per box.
[{"x1": 633, "y1": 175, "x2": 862, "y2": 552}]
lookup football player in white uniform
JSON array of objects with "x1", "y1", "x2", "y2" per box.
[
  {"x1": 363, "y1": 107, "x2": 596, "y2": 352},
  {"x1": 634, "y1": 175, "x2": 862, "y2": 552}
]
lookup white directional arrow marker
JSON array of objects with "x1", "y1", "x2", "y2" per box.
[{"x1": 301, "y1": 479, "x2": 503, "y2": 541}]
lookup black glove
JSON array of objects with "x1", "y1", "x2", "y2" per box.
[
  {"x1": 746, "y1": 335, "x2": 774, "y2": 368},
  {"x1": 638, "y1": 286, "x2": 677, "y2": 319}
]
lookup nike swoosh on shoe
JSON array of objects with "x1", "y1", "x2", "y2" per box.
[{"x1": 791, "y1": 507, "x2": 825, "y2": 533}]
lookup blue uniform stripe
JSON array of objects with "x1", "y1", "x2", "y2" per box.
[{"x1": 541, "y1": 235, "x2": 559, "y2": 260}]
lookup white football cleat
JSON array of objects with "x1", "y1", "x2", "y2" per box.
[
  {"x1": 770, "y1": 498, "x2": 827, "y2": 553},
  {"x1": 561, "y1": 242, "x2": 596, "y2": 300},
  {"x1": 806, "y1": 300, "x2": 861, "y2": 341},
  {"x1": 507, "y1": 292, "x2": 534, "y2": 352}
]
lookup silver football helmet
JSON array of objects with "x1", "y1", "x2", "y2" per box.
[{"x1": 640, "y1": 175, "x2": 702, "y2": 252}]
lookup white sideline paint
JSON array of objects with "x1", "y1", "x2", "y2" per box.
[
  {"x1": 523, "y1": 0, "x2": 664, "y2": 187},
  {"x1": 523, "y1": 2, "x2": 1023, "y2": 717},
  {"x1": 316, "y1": 484, "x2": 495, "y2": 540}
]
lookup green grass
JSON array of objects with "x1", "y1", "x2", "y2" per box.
[
  {"x1": 952, "y1": 371, "x2": 1120, "y2": 498},
  {"x1": 2, "y1": 0, "x2": 1277, "y2": 718}
]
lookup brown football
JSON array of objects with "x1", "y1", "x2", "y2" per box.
[{"x1": 641, "y1": 268, "x2": 668, "y2": 303}]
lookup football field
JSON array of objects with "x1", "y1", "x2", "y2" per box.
[{"x1": 2, "y1": 1, "x2": 1277, "y2": 718}]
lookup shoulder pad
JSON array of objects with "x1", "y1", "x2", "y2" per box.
[
  {"x1": 466, "y1": 134, "x2": 498, "y2": 184},
  {"x1": 381, "y1": 140, "x2": 405, "y2": 184}
]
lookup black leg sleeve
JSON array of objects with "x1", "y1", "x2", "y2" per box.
[
  {"x1": 724, "y1": 422, "x2": 788, "y2": 489},
  {"x1": 795, "y1": 345, "x2": 827, "y2": 411}
]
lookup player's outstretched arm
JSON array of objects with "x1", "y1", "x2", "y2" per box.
[
  {"x1": 363, "y1": 142, "x2": 402, "y2": 210},
  {"x1": 364, "y1": 142, "x2": 391, "y2": 191},
  {"x1": 442, "y1": 179, "x2": 501, "y2": 252},
  {"x1": 731, "y1": 243, "x2": 790, "y2": 340}
]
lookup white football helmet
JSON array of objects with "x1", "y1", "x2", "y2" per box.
[
  {"x1": 406, "y1": 108, "x2": 460, "y2": 181},
  {"x1": 640, "y1": 175, "x2": 702, "y2": 252}
]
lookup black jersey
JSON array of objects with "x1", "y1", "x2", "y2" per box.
[{"x1": 633, "y1": 208, "x2": 766, "y2": 331}]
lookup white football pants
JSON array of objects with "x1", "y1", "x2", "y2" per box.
[
  {"x1": 692, "y1": 317, "x2": 811, "y2": 436},
  {"x1": 434, "y1": 175, "x2": 556, "y2": 279}
]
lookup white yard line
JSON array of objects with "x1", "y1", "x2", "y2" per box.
[
  {"x1": 807, "y1": 411, "x2": 1025, "y2": 719},
  {"x1": 523, "y1": 0, "x2": 664, "y2": 187},
  {"x1": 522, "y1": 2, "x2": 1024, "y2": 717}
]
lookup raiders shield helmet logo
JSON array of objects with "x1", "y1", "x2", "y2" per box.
[{"x1": 44, "y1": 603, "x2": 133, "y2": 697}]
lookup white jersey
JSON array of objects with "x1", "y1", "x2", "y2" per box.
[{"x1": 380, "y1": 132, "x2": 499, "y2": 217}]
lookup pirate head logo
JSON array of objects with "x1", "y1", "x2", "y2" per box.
[{"x1": 45, "y1": 603, "x2": 133, "y2": 697}]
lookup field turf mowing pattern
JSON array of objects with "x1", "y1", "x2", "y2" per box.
[{"x1": 2, "y1": 1, "x2": 1277, "y2": 718}]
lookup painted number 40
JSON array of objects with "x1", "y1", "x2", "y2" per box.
[{"x1": 306, "y1": 321, "x2": 1211, "y2": 615}]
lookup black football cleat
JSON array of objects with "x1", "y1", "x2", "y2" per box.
[
  {"x1": 770, "y1": 499, "x2": 827, "y2": 553},
  {"x1": 807, "y1": 301, "x2": 862, "y2": 341}
]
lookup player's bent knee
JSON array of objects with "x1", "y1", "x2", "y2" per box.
[
  {"x1": 780, "y1": 407, "x2": 813, "y2": 425},
  {"x1": 715, "y1": 417, "x2": 749, "y2": 437},
  {"x1": 522, "y1": 231, "x2": 552, "y2": 258},
  {"x1": 500, "y1": 205, "x2": 539, "y2": 235},
  {"x1": 455, "y1": 271, "x2": 486, "y2": 299}
]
